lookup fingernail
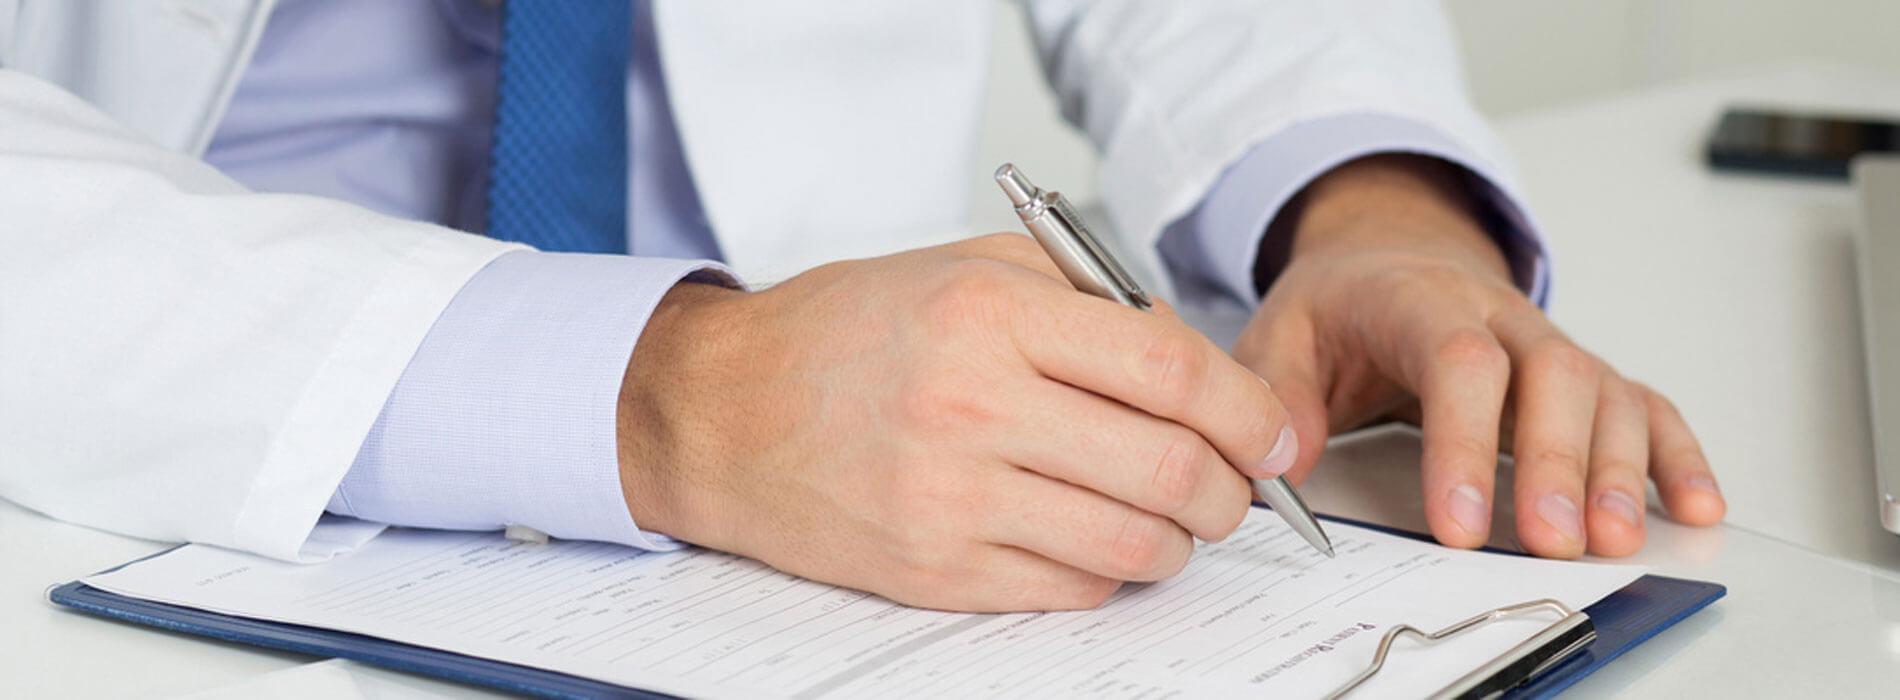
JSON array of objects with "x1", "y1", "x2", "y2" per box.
[
  {"x1": 1595, "y1": 490, "x2": 1644, "y2": 528},
  {"x1": 1255, "y1": 426, "x2": 1299, "y2": 477},
  {"x1": 1447, "y1": 484, "x2": 1488, "y2": 536},
  {"x1": 1536, "y1": 493, "x2": 1584, "y2": 542},
  {"x1": 1685, "y1": 474, "x2": 1721, "y2": 496}
]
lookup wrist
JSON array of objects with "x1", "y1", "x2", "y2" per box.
[
  {"x1": 616, "y1": 280, "x2": 750, "y2": 546},
  {"x1": 1260, "y1": 154, "x2": 1512, "y2": 292}
]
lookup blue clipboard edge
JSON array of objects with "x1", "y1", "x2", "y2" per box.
[
  {"x1": 46, "y1": 580, "x2": 671, "y2": 700},
  {"x1": 1510, "y1": 574, "x2": 1724, "y2": 699},
  {"x1": 1315, "y1": 514, "x2": 1726, "y2": 699},
  {"x1": 45, "y1": 511, "x2": 1723, "y2": 700}
]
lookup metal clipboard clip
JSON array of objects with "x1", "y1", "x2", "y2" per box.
[{"x1": 1323, "y1": 599, "x2": 1596, "y2": 700}]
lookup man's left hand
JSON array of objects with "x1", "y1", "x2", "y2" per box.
[{"x1": 1231, "y1": 155, "x2": 1726, "y2": 558}]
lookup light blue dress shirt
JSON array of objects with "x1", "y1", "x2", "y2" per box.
[{"x1": 204, "y1": 0, "x2": 1545, "y2": 552}]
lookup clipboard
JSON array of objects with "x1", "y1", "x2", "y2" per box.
[
  {"x1": 46, "y1": 516, "x2": 1724, "y2": 700},
  {"x1": 1315, "y1": 518, "x2": 1726, "y2": 699}
]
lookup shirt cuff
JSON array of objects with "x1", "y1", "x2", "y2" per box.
[
  {"x1": 1156, "y1": 112, "x2": 1550, "y2": 311},
  {"x1": 328, "y1": 250, "x2": 737, "y2": 551}
]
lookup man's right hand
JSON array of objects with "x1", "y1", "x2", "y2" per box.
[{"x1": 614, "y1": 234, "x2": 1295, "y2": 612}]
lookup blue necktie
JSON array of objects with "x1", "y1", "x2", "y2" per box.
[{"x1": 485, "y1": 1, "x2": 630, "y2": 254}]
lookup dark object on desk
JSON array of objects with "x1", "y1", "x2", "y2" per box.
[
  {"x1": 1850, "y1": 155, "x2": 1900, "y2": 535},
  {"x1": 1706, "y1": 107, "x2": 1900, "y2": 179}
]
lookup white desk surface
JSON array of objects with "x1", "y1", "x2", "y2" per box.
[{"x1": 9, "y1": 63, "x2": 1900, "y2": 697}]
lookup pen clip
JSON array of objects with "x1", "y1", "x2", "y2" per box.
[
  {"x1": 995, "y1": 163, "x2": 1151, "y2": 310},
  {"x1": 1043, "y1": 195, "x2": 1152, "y2": 309}
]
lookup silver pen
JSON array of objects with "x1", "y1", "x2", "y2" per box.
[{"x1": 995, "y1": 163, "x2": 1335, "y2": 558}]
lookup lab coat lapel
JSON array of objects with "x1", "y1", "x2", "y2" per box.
[{"x1": 2, "y1": 0, "x2": 273, "y2": 155}]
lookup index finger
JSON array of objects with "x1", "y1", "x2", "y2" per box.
[
  {"x1": 1411, "y1": 326, "x2": 1513, "y2": 549},
  {"x1": 1007, "y1": 290, "x2": 1296, "y2": 483}
]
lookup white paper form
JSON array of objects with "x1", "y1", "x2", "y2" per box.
[{"x1": 82, "y1": 510, "x2": 1643, "y2": 699}]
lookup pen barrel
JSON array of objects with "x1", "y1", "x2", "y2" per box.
[
  {"x1": 1017, "y1": 193, "x2": 1152, "y2": 311},
  {"x1": 995, "y1": 162, "x2": 1331, "y2": 559}
]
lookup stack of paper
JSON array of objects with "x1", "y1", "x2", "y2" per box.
[{"x1": 82, "y1": 510, "x2": 1643, "y2": 698}]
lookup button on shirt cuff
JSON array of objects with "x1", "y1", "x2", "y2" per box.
[
  {"x1": 1157, "y1": 112, "x2": 1550, "y2": 312},
  {"x1": 328, "y1": 250, "x2": 737, "y2": 551}
]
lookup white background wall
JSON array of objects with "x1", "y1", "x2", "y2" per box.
[
  {"x1": 971, "y1": 0, "x2": 1900, "y2": 211},
  {"x1": 1445, "y1": 0, "x2": 1900, "y2": 117}
]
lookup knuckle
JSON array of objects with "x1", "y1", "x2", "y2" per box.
[
  {"x1": 1204, "y1": 487, "x2": 1253, "y2": 543},
  {"x1": 1449, "y1": 432, "x2": 1500, "y2": 465},
  {"x1": 892, "y1": 541, "x2": 954, "y2": 588},
  {"x1": 1048, "y1": 576, "x2": 1121, "y2": 610},
  {"x1": 984, "y1": 231, "x2": 1041, "y2": 254},
  {"x1": 890, "y1": 520, "x2": 981, "y2": 583},
  {"x1": 893, "y1": 371, "x2": 991, "y2": 437},
  {"x1": 1644, "y1": 388, "x2": 1683, "y2": 420},
  {"x1": 920, "y1": 261, "x2": 1013, "y2": 333},
  {"x1": 967, "y1": 230, "x2": 1020, "y2": 246},
  {"x1": 1139, "y1": 329, "x2": 1206, "y2": 413},
  {"x1": 1531, "y1": 342, "x2": 1598, "y2": 381},
  {"x1": 1432, "y1": 329, "x2": 1510, "y2": 376},
  {"x1": 1072, "y1": 577, "x2": 1121, "y2": 609},
  {"x1": 1627, "y1": 379, "x2": 1658, "y2": 398},
  {"x1": 1528, "y1": 444, "x2": 1589, "y2": 473},
  {"x1": 1592, "y1": 455, "x2": 1648, "y2": 480},
  {"x1": 1600, "y1": 375, "x2": 1640, "y2": 408},
  {"x1": 1371, "y1": 261, "x2": 1455, "y2": 294},
  {"x1": 1658, "y1": 446, "x2": 1710, "y2": 471},
  {"x1": 896, "y1": 560, "x2": 969, "y2": 607},
  {"x1": 964, "y1": 233, "x2": 1050, "y2": 274},
  {"x1": 1155, "y1": 546, "x2": 1191, "y2": 579},
  {"x1": 1148, "y1": 432, "x2": 1209, "y2": 514},
  {"x1": 1217, "y1": 504, "x2": 1249, "y2": 543},
  {"x1": 883, "y1": 465, "x2": 973, "y2": 529},
  {"x1": 1105, "y1": 513, "x2": 1172, "y2": 579}
]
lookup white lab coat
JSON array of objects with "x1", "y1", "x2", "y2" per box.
[{"x1": 0, "y1": 0, "x2": 1512, "y2": 560}]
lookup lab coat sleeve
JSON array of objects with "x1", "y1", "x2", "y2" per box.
[
  {"x1": 0, "y1": 68, "x2": 517, "y2": 562},
  {"x1": 1015, "y1": 0, "x2": 1547, "y2": 310}
]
